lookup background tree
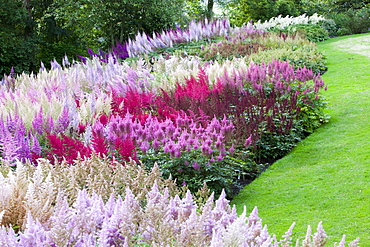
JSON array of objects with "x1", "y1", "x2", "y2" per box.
[
  {"x1": 55, "y1": 0, "x2": 186, "y2": 50},
  {"x1": 0, "y1": 0, "x2": 38, "y2": 77},
  {"x1": 329, "y1": 0, "x2": 370, "y2": 12},
  {"x1": 227, "y1": 0, "x2": 307, "y2": 26}
]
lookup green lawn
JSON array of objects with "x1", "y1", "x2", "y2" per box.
[{"x1": 231, "y1": 33, "x2": 370, "y2": 246}]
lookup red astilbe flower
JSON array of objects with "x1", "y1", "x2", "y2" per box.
[
  {"x1": 91, "y1": 132, "x2": 109, "y2": 158},
  {"x1": 46, "y1": 134, "x2": 92, "y2": 165},
  {"x1": 175, "y1": 68, "x2": 210, "y2": 101},
  {"x1": 113, "y1": 138, "x2": 138, "y2": 163},
  {"x1": 111, "y1": 88, "x2": 155, "y2": 117}
]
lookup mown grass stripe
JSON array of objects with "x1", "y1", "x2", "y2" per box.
[{"x1": 231, "y1": 33, "x2": 370, "y2": 245}]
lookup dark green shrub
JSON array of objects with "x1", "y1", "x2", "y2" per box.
[
  {"x1": 140, "y1": 149, "x2": 259, "y2": 198},
  {"x1": 319, "y1": 19, "x2": 338, "y2": 37},
  {"x1": 327, "y1": 7, "x2": 370, "y2": 34},
  {"x1": 0, "y1": 0, "x2": 38, "y2": 77}
]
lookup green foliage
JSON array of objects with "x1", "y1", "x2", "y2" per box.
[
  {"x1": 140, "y1": 149, "x2": 259, "y2": 198},
  {"x1": 329, "y1": 0, "x2": 370, "y2": 12},
  {"x1": 283, "y1": 23, "x2": 329, "y2": 42},
  {"x1": 255, "y1": 130, "x2": 303, "y2": 161},
  {"x1": 228, "y1": 0, "x2": 278, "y2": 25},
  {"x1": 319, "y1": 19, "x2": 338, "y2": 37},
  {"x1": 228, "y1": 0, "x2": 305, "y2": 26},
  {"x1": 56, "y1": 0, "x2": 186, "y2": 49},
  {"x1": 299, "y1": 0, "x2": 330, "y2": 15},
  {"x1": 0, "y1": 0, "x2": 38, "y2": 77},
  {"x1": 326, "y1": 7, "x2": 370, "y2": 35}
]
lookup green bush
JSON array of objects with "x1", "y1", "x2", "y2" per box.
[
  {"x1": 319, "y1": 19, "x2": 338, "y2": 37},
  {"x1": 326, "y1": 7, "x2": 370, "y2": 35},
  {"x1": 140, "y1": 148, "x2": 259, "y2": 198}
]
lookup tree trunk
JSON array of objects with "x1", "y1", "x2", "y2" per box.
[{"x1": 206, "y1": 0, "x2": 214, "y2": 20}]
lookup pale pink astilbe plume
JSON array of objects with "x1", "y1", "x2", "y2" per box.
[
  {"x1": 211, "y1": 190, "x2": 238, "y2": 231},
  {"x1": 18, "y1": 212, "x2": 48, "y2": 246},
  {"x1": 198, "y1": 192, "x2": 216, "y2": 236},
  {"x1": 141, "y1": 181, "x2": 176, "y2": 245},
  {"x1": 334, "y1": 235, "x2": 360, "y2": 247},
  {"x1": 279, "y1": 222, "x2": 296, "y2": 246},
  {"x1": 313, "y1": 221, "x2": 328, "y2": 247},
  {"x1": 349, "y1": 237, "x2": 360, "y2": 247},
  {"x1": 70, "y1": 190, "x2": 105, "y2": 244},
  {"x1": 210, "y1": 205, "x2": 272, "y2": 247},
  {"x1": 0, "y1": 226, "x2": 18, "y2": 246},
  {"x1": 101, "y1": 188, "x2": 143, "y2": 243},
  {"x1": 46, "y1": 193, "x2": 75, "y2": 246},
  {"x1": 302, "y1": 225, "x2": 312, "y2": 247},
  {"x1": 178, "y1": 207, "x2": 209, "y2": 246}
]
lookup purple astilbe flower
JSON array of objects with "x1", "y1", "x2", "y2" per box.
[
  {"x1": 50, "y1": 59, "x2": 62, "y2": 70},
  {"x1": 0, "y1": 130, "x2": 20, "y2": 165},
  {"x1": 32, "y1": 108, "x2": 44, "y2": 135},
  {"x1": 16, "y1": 134, "x2": 31, "y2": 162},
  {"x1": 44, "y1": 114, "x2": 54, "y2": 134},
  {"x1": 192, "y1": 162, "x2": 200, "y2": 170},
  {"x1": 54, "y1": 106, "x2": 70, "y2": 133}
]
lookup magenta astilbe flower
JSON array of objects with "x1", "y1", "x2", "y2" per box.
[
  {"x1": 244, "y1": 135, "x2": 253, "y2": 148},
  {"x1": 192, "y1": 162, "x2": 200, "y2": 170}
]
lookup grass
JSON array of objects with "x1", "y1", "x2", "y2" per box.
[{"x1": 231, "y1": 33, "x2": 370, "y2": 246}]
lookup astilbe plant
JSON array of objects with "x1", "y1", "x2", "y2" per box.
[
  {"x1": 0, "y1": 177, "x2": 360, "y2": 246},
  {"x1": 159, "y1": 60, "x2": 326, "y2": 153},
  {"x1": 0, "y1": 156, "x2": 183, "y2": 230},
  {"x1": 113, "y1": 19, "x2": 231, "y2": 59}
]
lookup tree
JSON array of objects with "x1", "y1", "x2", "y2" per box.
[
  {"x1": 330, "y1": 0, "x2": 370, "y2": 12},
  {"x1": 228, "y1": 0, "x2": 305, "y2": 26},
  {"x1": 0, "y1": 0, "x2": 38, "y2": 77},
  {"x1": 55, "y1": 0, "x2": 186, "y2": 50}
]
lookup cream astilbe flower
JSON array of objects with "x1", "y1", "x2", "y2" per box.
[{"x1": 254, "y1": 13, "x2": 326, "y2": 31}]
